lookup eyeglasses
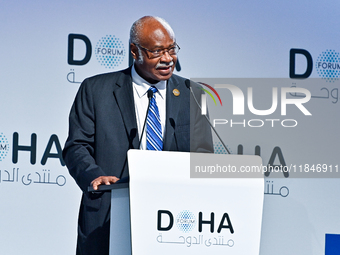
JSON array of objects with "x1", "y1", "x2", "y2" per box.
[{"x1": 135, "y1": 43, "x2": 180, "y2": 59}]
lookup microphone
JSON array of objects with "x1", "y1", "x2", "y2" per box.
[
  {"x1": 137, "y1": 89, "x2": 153, "y2": 149},
  {"x1": 169, "y1": 118, "x2": 178, "y2": 151},
  {"x1": 185, "y1": 79, "x2": 231, "y2": 154}
]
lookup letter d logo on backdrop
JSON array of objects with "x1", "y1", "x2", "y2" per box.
[
  {"x1": 289, "y1": 48, "x2": 313, "y2": 79},
  {"x1": 68, "y1": 34, "x2": 92, "y2": 65},
  {"x1": 67, "y1": 33, "x2": 126, "y2": 69}
]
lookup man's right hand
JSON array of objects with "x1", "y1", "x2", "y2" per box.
[{"x1": 91, "y1": 176, "x2": 120, "y2": 190}]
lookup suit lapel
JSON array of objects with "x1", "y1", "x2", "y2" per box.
[
  {"x1": 163, "y1": 76, "x2": 181, "y2": 150},
  {"x1": 112, "y1": 68, "x2": 139, "y2": 149}
]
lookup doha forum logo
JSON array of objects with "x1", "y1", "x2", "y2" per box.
[
  {"x1": 95, "y1": 35, "x2": 126, "y2": 69},
  {"x1": 176, "y1": 210, "x2": 196, "y2": 233},
  {"x1": 67, "y1": 33, "x2": 126, "y2": 69},
  {"x1": 290, "y1": 48, "x2": 340, "y2": 82},
  {"x1": 316, "y1": 49, "x2": 340, "y2": 82},
  {"x1": 0, "y1": 133, "x2": 9, "y2": 161}
]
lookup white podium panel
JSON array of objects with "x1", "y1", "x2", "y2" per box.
[{"x1": 128, "y1": 150, "x2": 264, "y2": 255}]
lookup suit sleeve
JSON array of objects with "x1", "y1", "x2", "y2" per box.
[{"x1": 63, "y1": 79, "x2": 107, "y2": 193}]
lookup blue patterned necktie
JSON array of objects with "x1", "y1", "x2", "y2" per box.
[{"x1": 146, "y1": 86, "x2": 163, "y2": 151}]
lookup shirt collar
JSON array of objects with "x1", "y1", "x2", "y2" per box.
[{"x1": 131, "y1": 64, "x2": 166, "y2": 99}]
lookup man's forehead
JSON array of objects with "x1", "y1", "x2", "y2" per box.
[
  {"x1": 142, "y1": 18, "x2": 173, "y2": 36},
  {"x1": 140, "y1": 24, "x2": 174, "y2": 47},
  {"x1": 149, "y1": 27, "x2": 174, "y2": 41},
  {"x1": 153, "y1": 28, "x2": 168, "y2": 39}
]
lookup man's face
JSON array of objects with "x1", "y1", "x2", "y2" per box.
[{"x1": 131, "y1": 21, "x2": 177, "y2": 84}]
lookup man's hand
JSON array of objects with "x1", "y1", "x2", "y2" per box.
[{"x1": 91, "y1": 176, "x2": 120, "y2": 190}]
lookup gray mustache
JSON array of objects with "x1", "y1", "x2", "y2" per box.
[{"x1": 156, "y1": 61, "x2": 174, "y2": 69}]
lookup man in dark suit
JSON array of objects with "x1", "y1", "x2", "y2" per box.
[{"x1": 63, "y1": 16, "x2": 213, "y2": 255}]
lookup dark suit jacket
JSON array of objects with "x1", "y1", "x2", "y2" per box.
[{"x1": 63, "y1": 67, "x2": 213, "y2": 255}]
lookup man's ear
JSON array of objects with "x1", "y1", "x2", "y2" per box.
[{"x1": 130, "y1": 43, "x2": 138, "y2": 60}]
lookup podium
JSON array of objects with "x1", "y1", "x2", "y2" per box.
[{"x1": 107, "y1": 150, "x2": 264, "y2": 255}]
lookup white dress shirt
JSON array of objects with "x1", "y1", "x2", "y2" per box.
[{"x1": 131, "y1": 65, "x2": 166, "y2": 149}]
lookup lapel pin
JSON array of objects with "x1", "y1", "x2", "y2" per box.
[{"x1": 173, "y1": 89, "x2": 180, "y2": 96}]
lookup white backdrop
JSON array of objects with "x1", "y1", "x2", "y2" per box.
[{"x1": 1, "y1": 0, "x2": 340, "y2": 254}]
